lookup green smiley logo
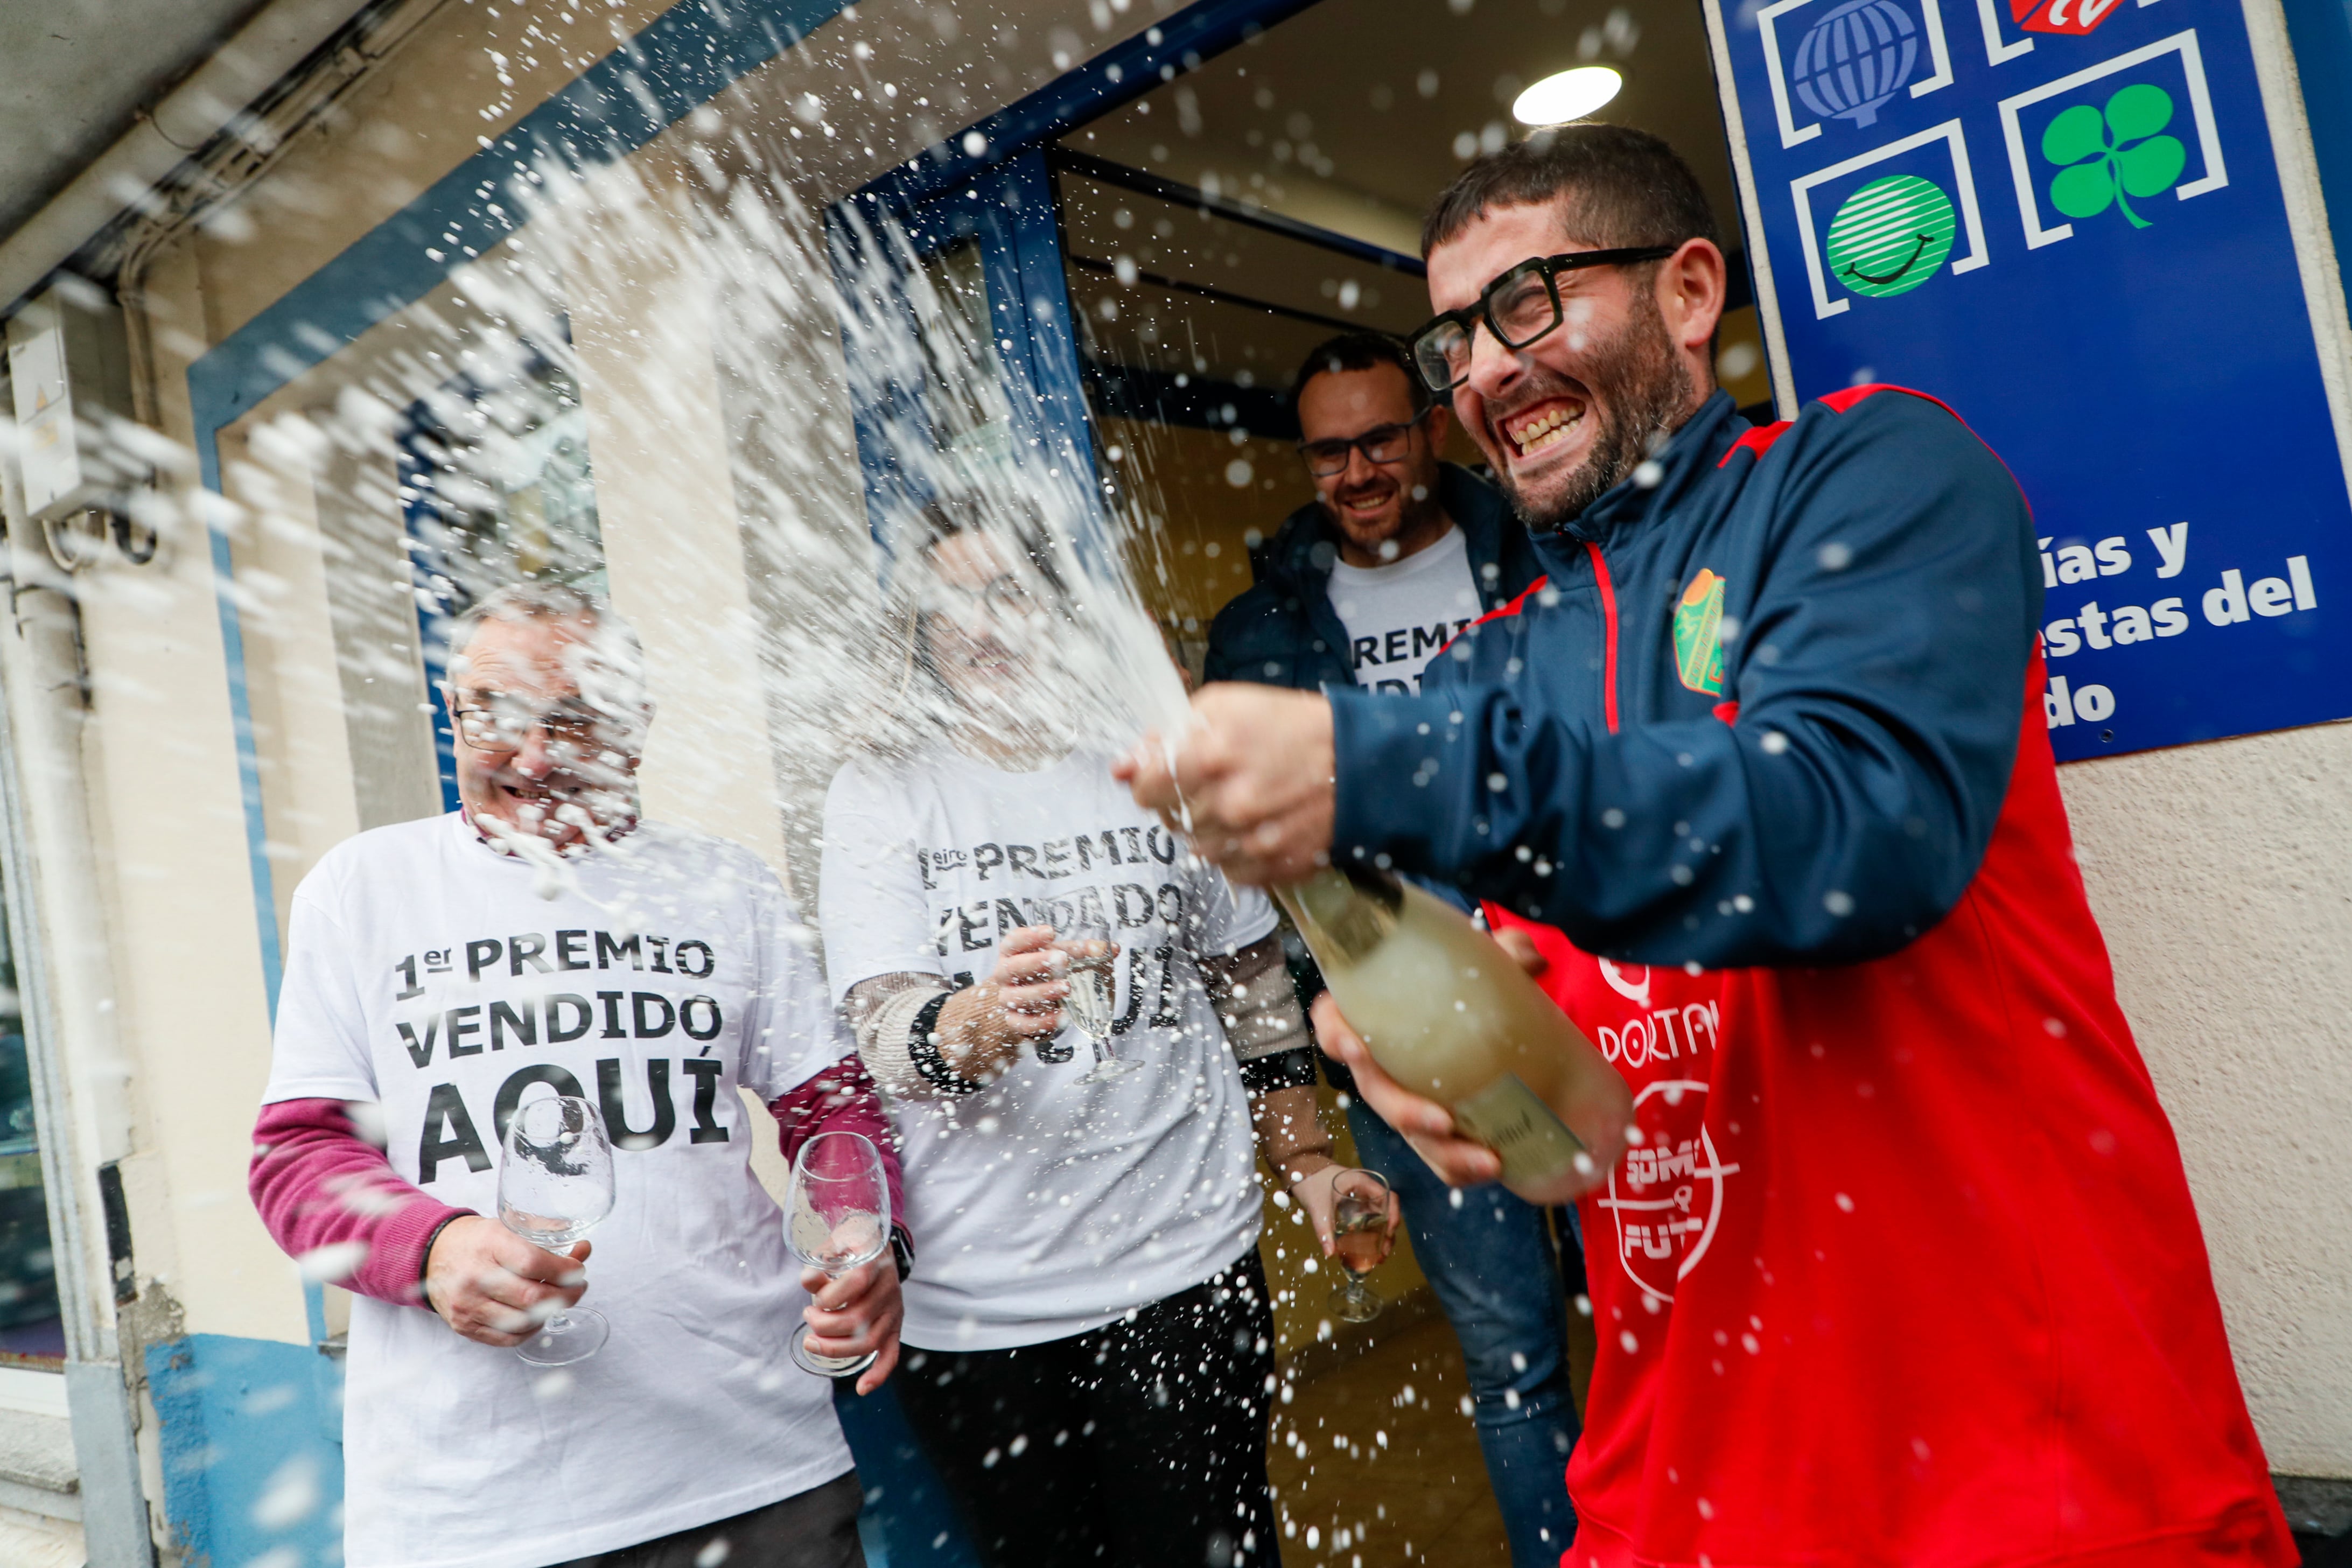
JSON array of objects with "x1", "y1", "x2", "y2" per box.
[{"x1": 1823, "y1": 174, "x2": 1958, "y2": 299}]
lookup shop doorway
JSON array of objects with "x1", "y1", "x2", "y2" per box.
[
  {"x1": 831, "y1": 2, "x2": 1766, "y2": 1557},
  {"x1": 1040, "y1": 0, "x2": 1772, "y2": 672}
]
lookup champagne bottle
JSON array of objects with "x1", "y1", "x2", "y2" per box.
[{"x1": 1278, "y1": 867, "x2": 1630, "y2": 1201}]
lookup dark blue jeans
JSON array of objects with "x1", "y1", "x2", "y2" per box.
[{"x1": 1349, "y1": 1099, "x2": 1579, "y2": 1568}]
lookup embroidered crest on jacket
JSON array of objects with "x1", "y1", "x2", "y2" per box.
[{"x1": 1673, "y1": 569, "x2": 1728, "y2": 696}]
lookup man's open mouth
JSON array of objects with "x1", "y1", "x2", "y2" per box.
[
  {"x1": 498, "y1": 777, "x2": 592, "y2": 809},
  {"x1": 1504, "y1": 400, "x2": 1585, "y2": 461}
]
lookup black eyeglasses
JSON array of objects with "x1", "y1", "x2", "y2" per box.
[
  {"x1": 1297, "y1": 411, "x2": 1432, "y2": 478},
  {"x1": 1408, "y1": 247, "x2": 1676, "y2": 392}
]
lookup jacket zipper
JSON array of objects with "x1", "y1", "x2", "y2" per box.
[{"x1": 1584, "y1": 541, "x2": 1621, "y2": 734}]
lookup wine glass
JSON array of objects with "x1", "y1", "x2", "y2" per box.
[
  {"x1": 785, "y1": 1130, "x2": 891, "y2": 1378},
  {"x1": 498, "y1": 1094, "x2": 615, "y2": 1366},
  {"x1": 1330, "y1": 1168, "x2": 1394, "y2": 1325},
  {"x1": 1061, "y1": 920, "x2": 1135, "y2": 1083}
]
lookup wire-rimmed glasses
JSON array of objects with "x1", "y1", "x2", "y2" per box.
[
  {"x1": 1330, "y1": 1168, "x2": 1394, "y2": 1325},
  {"x1": 1407, "y1": 246, "x2": 1677, "y2": 392},
  {"x1": 1059, "y1": 921, "x2": 1135, "y2": 1083},
  {"x1": 785, "y1": 1131, "x2": 892, "y2": 1378},
  {"x1": 449, "y1": 692, "x2": 634, "y2": 758},
  {"x1": 497, "y1": 1094, "x2": 615, "y2": 1366}
]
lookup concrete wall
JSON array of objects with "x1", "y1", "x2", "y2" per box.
[{"x1": 2061, "y1": 725, "x2": 2352, "y2": 1475}]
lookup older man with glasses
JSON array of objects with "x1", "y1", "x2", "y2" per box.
[
  {"x1": 1202, "y1": 332, "x2": 1579, "y2": 1568},
  {"x1": 248, "y1": 582, "x2": 908, "y2": 1568}
]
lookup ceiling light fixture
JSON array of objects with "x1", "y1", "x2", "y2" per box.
[{"x1": 1512, "y1": 66, "x2": 1625, "y2": 127}]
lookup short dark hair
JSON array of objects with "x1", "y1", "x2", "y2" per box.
[
  {"x1": 1420, "y1": 124, "x2": 1720, "y2": 260},
  {"x1": 1289, "y1": 331, "x2": 1432, "y2": 417}
]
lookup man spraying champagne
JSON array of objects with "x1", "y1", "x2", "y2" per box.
[{"x1": 1119, "y1": 125, "x2": 2293, "y2": 1568}]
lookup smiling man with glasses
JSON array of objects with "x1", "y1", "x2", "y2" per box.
[
  {"x1": 1203, "y1": 332, "x2": 1574, "y2": 1566},
  {"x1": 1207, "y1": 331, "x2": 1544, "y2": 697},
  {"x1": 1128, "y1": 124, "x2": 2292, "y2": 1568}
]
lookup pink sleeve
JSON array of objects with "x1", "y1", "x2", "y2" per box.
[
  {"x1": 249, "y1": 1098, "x2": 473, "y2": 1308},
  {"x1": 767, "y1": 1054, "x2": 906, "y2": 1233}
]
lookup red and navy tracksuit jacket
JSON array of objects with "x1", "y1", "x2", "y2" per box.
[{"x1": 1324, "y1": 387, "x2": 2292, "y2": 1567}]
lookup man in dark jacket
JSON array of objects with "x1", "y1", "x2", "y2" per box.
[
  {"x1": 1205, "y1": 332, "x2": 1574, "y2": 1568},
  {"x1": 1204, "y1": 332, "x2": 1544, "y2": 693},
  {"x1": 1125, "y1": 127, "x2": 2291, "y2": 1568}
]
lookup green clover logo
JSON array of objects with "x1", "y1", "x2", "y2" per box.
[{"x1": 2042, "y1": 83, "x2": 2188, "y2": 229}]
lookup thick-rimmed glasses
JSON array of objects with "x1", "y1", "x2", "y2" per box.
[
  {"x1": 1408, "y1": 247, "x2": 1676, "y2": 393},
  {"x1": 1298, "y1": 411, "x2": 1432, "y2": 479}
]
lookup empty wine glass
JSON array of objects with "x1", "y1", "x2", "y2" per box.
[
  {"x1": 498, "y1": 1094, "x2": 615, "y2": 1366},
  {"x1": 785, "y1": 1130, "x2": 891, "y2": 1378},
  {"x1": 1330, "y1": 1167, "x2": 1394, "y2": 1325},
  {"x1": 1060, "y1": 920, "x2": 1134, "y2": 1083}
]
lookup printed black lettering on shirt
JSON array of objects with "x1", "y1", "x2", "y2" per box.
[
  {"x1": 397, "y1": 1014, "x2": 441, "y2": 1068},
  {"x1": 492, "y1": 1065, "x2": 588, "y2": 1147},
  {"x1": 598, "y1": 1057, "x2": 676, "y2": 1151},
  {"x1": 417, "y1": 1083, "x2": 491, "y2": 1183},
  {"x1": 1348, "y1": 615, "x2": 1478, "y2": 692},
  {"x1": 489, "y1": 999, "x2": 536, "y2": 1051},
  {"x1": 383, "y1": 923, "x2": 746, "y2": 1182},
  {"x1": 680, "y1": 1058, "x2": 730, "y2": 1143},
  {"x1": 410, "y1": 1051, "x2": 756, "y2": 1180},
  {"x1": 913, "y1": 820, "x2": 1215, "y2": 998},
  {"x1": 547, "y1": 994, "x2": 594, "y2": 1042}
]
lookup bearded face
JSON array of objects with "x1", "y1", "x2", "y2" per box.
[
  {"x1": 1423, "y1": 201, "x2": 1712, "y2": 534},
  {"x1": 1489, "y1": 295, "x2": 1692, "y2": 533}
]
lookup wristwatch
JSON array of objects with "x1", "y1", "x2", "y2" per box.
[{"x1": 888, "y1": 1222, "x2": 915, "y2": 1282}]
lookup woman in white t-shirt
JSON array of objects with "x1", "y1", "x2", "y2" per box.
[{"x1": 821, "y1": 514, "x2": 1373, "y2": 1568}]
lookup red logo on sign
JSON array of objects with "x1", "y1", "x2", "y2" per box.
[{"x1": 2012, "y1": 0, "x2": 2123, "y2": 36}]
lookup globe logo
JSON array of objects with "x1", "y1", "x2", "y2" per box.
[{"x1": 1790, "y1": 0, "x2": 1921, "y2": 130}]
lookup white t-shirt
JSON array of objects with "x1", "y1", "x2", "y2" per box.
[
  {"x1": 263, "y1": 813, "x2": 855, "y2": 1568},
  {"x1": 1326, "y1": 523, "x2": 1482, "y2": 693},
  {"x1": 818, "y1": 747, "x2": 1275, "y2": 1352}
]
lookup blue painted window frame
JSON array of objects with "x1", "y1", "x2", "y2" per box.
[
  {"x1": 829, "y1": 0, "x2": 1331, "y2": 565},
  {"x1": 393, "y1": 349, "x2": 605, "y2": 813},
  {"x1": 829, "y1": 151, "x2": 1103, "y2": 555}
]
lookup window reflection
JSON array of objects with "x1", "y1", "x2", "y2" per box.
[
  {"x1": 0, "y1": 916, "x2": 60, "y2": 1367},
  {"x1": 399, "y1": 357, "x2": 610, "y2": 807},
  {"x1": 911, "y1": 237, "x2": 1018, "y2": 477}
]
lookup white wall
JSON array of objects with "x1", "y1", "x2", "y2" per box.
[
  {"x1": 2061, "y1": 724, "x2": 2352, "y2": 1475},
  {"x1": 563, "y1": 162, "x2": 797, "y2": 880}
]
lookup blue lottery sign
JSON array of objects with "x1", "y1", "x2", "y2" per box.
[{"x1": 1712, "y1": 0, "x2": 2350, "y2": 758}]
